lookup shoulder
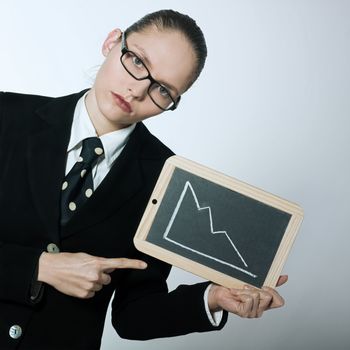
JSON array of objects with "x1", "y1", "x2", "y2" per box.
[
  {"x1": 129, "y1": 123, "x2": 175, "y2": 186},
  {"x1": 133, "y1": 122, "x2": 175, "y2": 161},
  {"x1": 0, "y1": 90, "x2": 54, "y2": 128},
  {"x1": 0, "y1": 89, "x2": 87, "y2": 134},
  {"x1": 0, "y1": 88, "x2": 88, "y2": 112},
  {"x1": 0, "y1": 90, "x2": 55, "y2": 136},
  {"x1": 0, "y1": 90, "x2": 55, "y2": 111}
]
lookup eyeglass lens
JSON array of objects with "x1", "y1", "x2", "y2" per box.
[{"x1": 121, "y1": 51, "x2": 175, "y2": 110}]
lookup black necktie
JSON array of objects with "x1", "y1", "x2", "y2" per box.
[{"x1": 60, "y1": 137, "x2": 104, "y2": 225}]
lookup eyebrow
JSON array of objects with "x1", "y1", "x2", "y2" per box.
[{"x1": 133, "y1": 43, "x2": 179, "y2": 96}]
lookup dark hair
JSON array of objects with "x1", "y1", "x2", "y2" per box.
[{"x1": 124, "y1": 9, "x2": 207, "y2": 92}]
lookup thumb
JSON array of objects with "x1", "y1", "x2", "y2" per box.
[{"x1": 276, "y1": 275, "x2": 288, "y2": 287}]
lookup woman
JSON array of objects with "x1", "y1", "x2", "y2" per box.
[{"x1": 0, "y1": 9, "x2": 287, "y2": 349}]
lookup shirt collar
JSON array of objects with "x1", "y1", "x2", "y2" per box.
[{"x1": 68, "y1": 90, "x2": 136, "y2": 167}]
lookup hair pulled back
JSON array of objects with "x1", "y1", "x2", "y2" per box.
[{"x1": 125, "y1": 9, "x2": 207, "y2": 91}]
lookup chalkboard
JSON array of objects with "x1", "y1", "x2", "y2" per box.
[{"x1": 134, "y1": 156, "x2": 303, "y2": 289}]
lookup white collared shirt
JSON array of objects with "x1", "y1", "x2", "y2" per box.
[
  {"x1": 65, "y1": 90, "x2": 136, "y2": 188},
  {"x1": 66, "y1": 90, "x2": 223, "y2": 326}
]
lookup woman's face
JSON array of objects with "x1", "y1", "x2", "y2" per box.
[{"x1": 87, "y1": 25, "x2": 197, "y2": 133}]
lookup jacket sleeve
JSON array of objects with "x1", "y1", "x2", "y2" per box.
[
  {"x1": 111, "y1": 252, "x2": 228, "y2": 340},
  {"x1": 0, "y1": 91, "x2": 3, "y2": 135},
  {"x1": 0, "y1": 242, "x2": 45, "y2": 306},
  {"x1": 0, "y1": 92, "x2": 45, "y2": 306}
]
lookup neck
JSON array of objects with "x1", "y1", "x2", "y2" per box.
[{"x1": 84, "y1": 88, "x2": 131, "y2": 136}]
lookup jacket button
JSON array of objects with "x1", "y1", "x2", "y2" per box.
[
  {"x1": 9, "y1": 325, "x2": 22, "y2": 339},
  {"x1": 47, "y1": 243, "x2": 60, "y2": 253}
]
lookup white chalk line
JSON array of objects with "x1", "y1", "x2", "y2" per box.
[{"x1": 163, "y1": 181, "x2": 258, "y2": 279}]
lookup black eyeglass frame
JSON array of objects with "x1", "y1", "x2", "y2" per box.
[{"x1": 120, "y1": 32, "x2": 181, "y2": 111}]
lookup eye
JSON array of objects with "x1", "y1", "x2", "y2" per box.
[
  {"x1": 132, "y1": 55, "x2": 144, "y2": 68},
  {"x1": 158, "y1": 85, "x2": 170, "y2": 98}
]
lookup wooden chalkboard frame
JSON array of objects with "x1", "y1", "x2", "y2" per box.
[{"x1": 134, "y1": 155, "x2": 303, "y2": 289}]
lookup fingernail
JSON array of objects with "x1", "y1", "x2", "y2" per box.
[{"x1": 141, "y1": 262, "x2": 147, "y2": 268}]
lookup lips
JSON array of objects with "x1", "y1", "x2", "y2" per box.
[{"x1": 111, "y1": 92, "x2": 132, "y2": 113}]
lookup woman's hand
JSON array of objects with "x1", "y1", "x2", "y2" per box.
[
  {"x1": 38, "y1": 252, "x2": 147, "y2": 299},
  {"x1": 208, "y1": 275, "x2": 288, "y2": 318}
]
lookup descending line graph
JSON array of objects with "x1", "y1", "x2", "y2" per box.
[{"x1": 163, "y1": 181, "x2": 258, "y2": 279}]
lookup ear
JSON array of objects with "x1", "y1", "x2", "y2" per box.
[{"x1": 102, "y1": 28, "x2": 123, "y2": 57}]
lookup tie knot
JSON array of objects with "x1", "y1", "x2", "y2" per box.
[{"x1": 79, "y1": 137, "x2": 104, "y2": 165}]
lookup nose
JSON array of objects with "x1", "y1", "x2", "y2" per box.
[{"x1": 128, "y1": 78, "x2": 150, "y2": 100}]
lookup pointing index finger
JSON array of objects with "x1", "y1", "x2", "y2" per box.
[{"x1": 100, "y1": 258, "x2": 147, "y2": 271}]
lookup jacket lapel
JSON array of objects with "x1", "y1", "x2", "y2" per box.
[{"x1": 27, "y1": 89, "x2": 90, "y2": 243}]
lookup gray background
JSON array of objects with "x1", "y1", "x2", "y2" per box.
[{"x1": 1, "y1": 1, "x2": 349, "y2": 349}]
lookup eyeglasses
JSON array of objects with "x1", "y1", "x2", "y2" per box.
[{"x1": 120, "y1": 32, "x2": 181, "y2": 111}]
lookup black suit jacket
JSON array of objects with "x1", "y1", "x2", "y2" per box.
[{"x1": 0, "y1": 89, "x2": 227, "y2": 350}]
